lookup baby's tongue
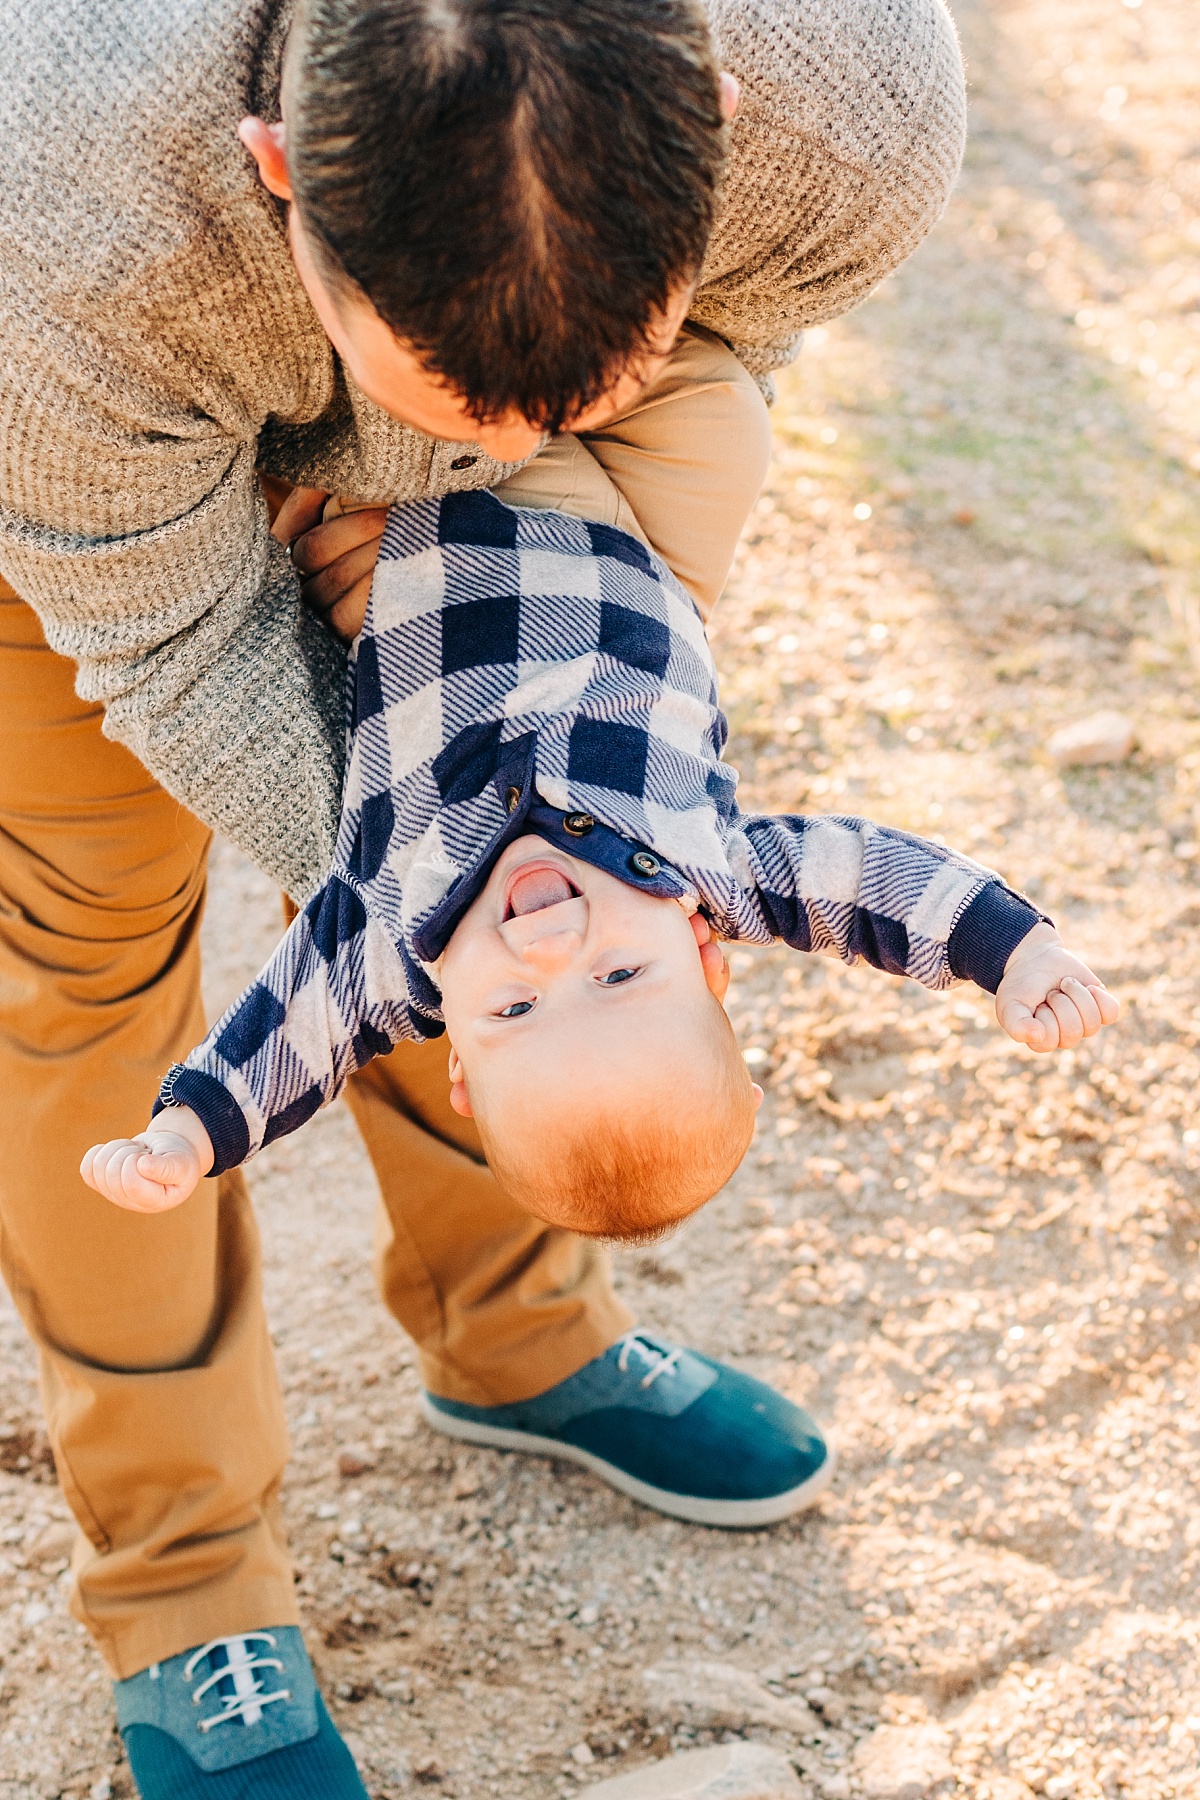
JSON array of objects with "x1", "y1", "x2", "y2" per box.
[{"x1": 508, "y1": 866, "x2": 574, "y2": 917}]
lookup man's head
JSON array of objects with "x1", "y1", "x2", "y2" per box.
[
  {"x1": 438, "y1": 835, "x2": 762, "y2": 1239},
  {"x1": 240, "y1": 0, "x2": 731, "y2": 463}
]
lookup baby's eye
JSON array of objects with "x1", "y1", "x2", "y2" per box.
[
  {"x1": 497, "y1": 999, "x2": 536, "y2": 1018},
  {"x1": 598, "y1": 967, "x2": 641, "y2": 986}
]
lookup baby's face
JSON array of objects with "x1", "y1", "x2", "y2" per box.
[{"x1": 438, "y1": 834, "x2": 727, "y2": 1126}]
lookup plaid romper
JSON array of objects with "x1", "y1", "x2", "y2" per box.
[{"x1": 157, "y1": 492, "x2": 1042, "y2": 1174}]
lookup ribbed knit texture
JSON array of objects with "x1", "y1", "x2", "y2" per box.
[{"x1": 0, "y1": 0, "x2": 965, "y2": 900}]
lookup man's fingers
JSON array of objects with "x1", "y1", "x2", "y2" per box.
[
  {"x1": 271, "y1": 486, "x2": 328, "y2": 548},
  {"x1": 326, "y1": 575, "x2": 374, "y2": 643},
  {"x1": 291, "y1": 511, "x2": 387, "y2": 578},
  {"x1": 300, "y1": 539, "x2": 382, "y2": 618}
]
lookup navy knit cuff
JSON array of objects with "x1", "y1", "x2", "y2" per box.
[
  {"x1": 947, "y1": 884, "x2": 1047, "y2": 994},
  {"x1": 152, "y1": 1066, "x2": 252, "y2": 1177}
]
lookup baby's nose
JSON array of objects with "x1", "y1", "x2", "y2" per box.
[{"x1": 519, "y1": 927, "x2": 583, "y2": 972}]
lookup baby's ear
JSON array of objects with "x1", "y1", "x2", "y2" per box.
[
  {"x1": 691, "y1": 912, "x2": 730, "y2": 1003},
  {"x1": 446, "y1": 1047, "x2": 474, "y2": 1118},
  {"x1": 449, "y1": 1082, "x2": 473, "y2": 1118}
]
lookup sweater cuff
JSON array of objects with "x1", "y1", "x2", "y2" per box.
[
  {"x1": 152, "y1": 1066, "x2": 252, "y2": 1177},
  {"x1": 947, "y1": 884, "x2": 1048, "y2": 994}
]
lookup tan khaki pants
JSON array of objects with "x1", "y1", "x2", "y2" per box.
[{"x1": 0, "y1": 329, "x2": 769, "y2": 1677}]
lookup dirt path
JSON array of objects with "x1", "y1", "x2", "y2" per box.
[{"x1": 3, "y1": 1, "x2": 1200, "y2": 1794}]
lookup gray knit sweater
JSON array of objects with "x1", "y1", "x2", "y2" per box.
[{"x1": 0, "y1": 0, "x2": 965, "y2": 900}]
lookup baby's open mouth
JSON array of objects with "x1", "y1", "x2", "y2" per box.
[{"x1": 504, "y1": 863, "x2": 581, "y2": 920}]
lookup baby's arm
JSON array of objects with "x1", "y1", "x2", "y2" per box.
[
  {"x1": 734, "y1": 812, "x2": 1117, "y2": 1047},
  {"x1": 80, "y1": 1106, "x2": 213, "y2": 1213},
  {"x1": 156, "y1": 877, "x2": 422, "y2": 1174},
  {"x1": 79, "y1": 876, "x2": 423, "y2": 1209}
]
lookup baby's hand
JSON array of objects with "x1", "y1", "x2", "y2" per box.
[
  {"x1": 995, "y1": 922, "x2": 1120, "y2": 1052},
  {"x1": 80, "y1": 1107, "x2": 214, "y2": 1213}
]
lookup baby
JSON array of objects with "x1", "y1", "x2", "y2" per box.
[{"x1": 81, "y1": 491, "x2": 1118, "y2": 1237}]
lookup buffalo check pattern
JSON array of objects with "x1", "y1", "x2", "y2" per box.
[{"x1": 159, "y1": 491, "x2": 1042, "y2": 1174}]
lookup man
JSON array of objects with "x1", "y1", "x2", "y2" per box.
[{"x1": 0, "y1": 0, "x2": 966, "y2": 1793}]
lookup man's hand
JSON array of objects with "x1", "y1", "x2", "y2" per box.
[
  {"x1": 995, "y1": 922, "x2": 1120, "y2": 1052},
  {"x1": 273, "y1": 488, "x2": 387, "y2": 642},
  {"x1": 80, "y1": 1106, "x2": 214, "y2": 1213}
]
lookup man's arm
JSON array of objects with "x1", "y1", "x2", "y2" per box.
[
  {"x1": 0, "y1": 438, "x2": 347, "y2": 901},
  {"x1": 154, "y1": 874, "x2": 434, "y2": 1175},
  {"x1": 693, "y1": 0, "x2": 967, "y2": 384}
]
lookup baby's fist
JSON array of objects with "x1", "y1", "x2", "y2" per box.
[
  {"x1": 80, "y1": 1107, "x2": 213, "y2": 1212},
  {"x1": 995, "y1": 923, "x2": 1120, "y2": 1052}
]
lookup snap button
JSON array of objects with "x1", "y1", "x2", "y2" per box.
[
  {"x1": 629, "y1": 850, "x2": 661, "y2": 878},
  {"x1": 504, "y1": 786, "x2": 522, "y2": 813},
  {"x1": 450, "y1": 454, "x2": 478, "y2": 471},
  {"x1": 563, "y1": 812, "x2": 595, "y2": 837}
]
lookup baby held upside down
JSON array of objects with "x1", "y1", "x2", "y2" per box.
[{"x1": 80, "y1": 492, "x2": 1119, "y2": 1239}]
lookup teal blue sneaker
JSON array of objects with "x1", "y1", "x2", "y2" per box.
[
  {"x1": 114, "y1": 1628, "x2": 369, "y2": 1799},
  {"x1": 421, "y1": 1329, "x2": 834, "y2": 1528}
]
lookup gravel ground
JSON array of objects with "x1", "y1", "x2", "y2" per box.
[{"x1": 3, "y1": 0, "x2": 1200, "y2": 1795}]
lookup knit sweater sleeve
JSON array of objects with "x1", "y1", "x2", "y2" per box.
[
  {"x1": 153, "y1": 875, "x2": 433, "y2": 1176},
  {"x1": 729, "y1": 813, "x2": 1044, "y2": 994},
  {"x1": 0, "y1": 437, "x2": 347, "y2": 903},
  {"x1": 693, "y1": 0, "x2": 967, "y2": 382}
]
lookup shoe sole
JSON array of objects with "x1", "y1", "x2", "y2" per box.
[{"x1": 418, "y1": 1395, "x2": 836, "y2": 1528}]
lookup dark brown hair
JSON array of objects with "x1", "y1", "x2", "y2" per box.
[{"x1": 287, "y1": 0, "x2": 725, "y2": 432}]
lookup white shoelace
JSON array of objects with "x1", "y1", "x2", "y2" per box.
[
  {"x1": 184, "y1": 1633, "x2": 291, "y2": 1731},
  {"x1": 615, "y1": 1329, "x2": 682, "y2": 1389}
]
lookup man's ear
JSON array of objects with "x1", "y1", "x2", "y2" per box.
[
  {"x1": 447, "y1": 1046, "x2": 473, "y2": 1118},
  {"x1": 238, "y1": 117, "x2": 293, "y2": 201}
]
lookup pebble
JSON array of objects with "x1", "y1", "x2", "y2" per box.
[
  {"x1": 583, "y1": 1744, "x2": 804, "y2": 1800},
  {"x1": 641, "y1": 1661, "x2": 818, "y2": 1735},
  {"x1": 29, "y1": 1521, "x2": 75, "y2": 1565},
  {"x1": 852, "y1": 1724, "x2": 953, "y2": 1799},
  {"x1": 1046, "y1": 710, "x2": 1135, "y2": 767},
  {"x1": 337, "y1": 1448, "x2": 376, "y2": 1478}
]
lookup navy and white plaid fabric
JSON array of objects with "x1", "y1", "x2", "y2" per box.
[{"x1": 159, "y1": 491, "x2": 1041, "y2": 1174}]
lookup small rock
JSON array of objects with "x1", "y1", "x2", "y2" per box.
[
  {"x1": 583, "y1": 1743, "x2": 804, "y2": 1800},
  {"x1": 952, "y1": 507, "x2": 976, "y2": 527},
  {"x1": 1046, "y1": 711, "x2": 1135, "y2": 768},
  {"x1": 572, "y1": 1744, "x2": 597, "y2": 1766},
  {"x1": 378, "y1": 1677, "x2": 414, "y2": 1703},
  {"x1": 337, "y1": 1448, "x2": 376, "y2": 1479},
  {"x1": 642, "y1": 1661, "x2": 818, "y2": 1735},
  {"x1": 414, "y1": 1755, "x2": 445, "y2": 1784},
  {"x1": 986, "y1": 1783, "x2": 1034, "y2": 1800},
  {"x1": 819, "y1": 1779, "x2": 851, "y2": 1800},
  {"x1": 21, "y1": 1600, "x2": 49, "y2": 1629},
  {"x1": 1043, "y1": 1778, "x2": 1076, "y2": 1799},
  {"x1": 90, "y1": 1780, "x2": 112, "y2": 1800},
  {"x1": 30, "y1": 1521, "x2": 75, "y2": 1565},
  {"x1": 803, "y1": 1686, "x2": 848, "y2": 1726},
  {"x1": 853, "y1": 1724, "x2": 953, "y2": 1800}
]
